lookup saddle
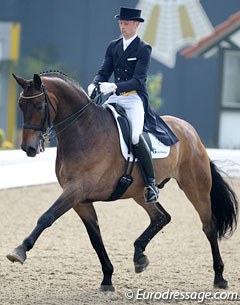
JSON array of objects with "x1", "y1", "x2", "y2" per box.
[
  {"x1": 105, "y1": 103, "x2": 170, "y2": 201},
  {"x1": 106, "y1": 103, "x2": 170, "y2": 161},
  {"x1": 111, "y1": 103, "x2": 153, "y2": 152},
  {"x1": 108, "y1": 103, "x2": 133, "y2": 153}
]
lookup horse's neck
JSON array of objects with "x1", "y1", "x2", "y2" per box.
[
  {"x1": 54, "y1": 87, "x2": 89, "y2": 122},
  {"x1": 47, "y1": 79, "x2": 117, "y2": 155},
  {"x1": 55, "y1": 96, "x2": 114, "y2": 152}
]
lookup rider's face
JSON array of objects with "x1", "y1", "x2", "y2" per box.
[{"x1": 119, "y1": 20, "x2": 139, "y2": 39}]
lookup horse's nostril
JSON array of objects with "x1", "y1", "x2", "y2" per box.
[
  {"x1": 28, "y1": 147, "x2": 37, "y2": 157},
  {"x1": 21, "y1": 146, "x2": 37, "y2": 157}
]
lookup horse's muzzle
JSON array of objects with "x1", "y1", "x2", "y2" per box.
[{"x1": 21, "y1": 144, "x2": 37, "y2": 157}]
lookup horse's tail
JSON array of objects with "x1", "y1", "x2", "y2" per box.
[{"x1": 210, "y1": 160, "x2": 238, "y2": 239}]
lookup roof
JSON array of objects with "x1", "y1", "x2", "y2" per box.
[{"x1": 181, "y1": 11, "x2": 240, "y2": 58}]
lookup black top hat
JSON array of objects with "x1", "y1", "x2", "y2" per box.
[{"x1": 115, "y1": 7, "x2": 144, "y2": 22}]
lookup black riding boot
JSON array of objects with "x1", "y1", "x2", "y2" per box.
[{"x1": 133, "y1": 135, "x2": 159, "y2": 204}]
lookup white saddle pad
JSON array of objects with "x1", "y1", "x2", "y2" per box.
[{"x1": 107, "y1": 104, "x2": 170, "y2": 161}]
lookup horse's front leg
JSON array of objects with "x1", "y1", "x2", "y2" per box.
[
  {"x1": 74, "y1": 203, "x2": 114, "y2": 292},
  {"x1": 7, "y1": 188, "x2": 78, "y2": 264}
]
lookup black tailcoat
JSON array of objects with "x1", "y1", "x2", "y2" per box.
[{"x1": 93, "y1": 36, "x2": 178, "y2": 146}]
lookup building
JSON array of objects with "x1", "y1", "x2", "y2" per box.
[{"x1": 182, "y1": 11, "x2": 240, "y2": 148}]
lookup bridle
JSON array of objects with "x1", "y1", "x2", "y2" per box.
[
  {"x1": 20, "y1": 84, "x2": 55, "y2": 136},
  {"x1": 20, "y1": 81, "x2": 99, "y2": 142}
]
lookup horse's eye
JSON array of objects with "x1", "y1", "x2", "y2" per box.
[{"x1": 35, "y1": 103, "x2": 43, "y2": 112}]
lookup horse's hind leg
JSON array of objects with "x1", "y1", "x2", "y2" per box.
[
  {"x1": 73, "y1": 203, "x2": 114, "y2": 292},
  {"x1": 178, "y1": 163, "x2": 227, "y2": 288},
  {"x1": 133, "y1": 197, "x2": 171, "y2": 273},
  {"x1": 193, "y1": 204, "x2": 227, "y2": 288},
  {"x1": 202, "y1": 217, "x2": 227, "y2": 288}
]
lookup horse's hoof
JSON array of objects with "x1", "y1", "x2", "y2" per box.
[
  {"x1": 99, "y1": 285, "x2": 115, "y2": 292},
  {"x1": 214, "y1": 279, "x2": 228, "y2": 289},
  {"x1": 6, "y1": 246, "x2": 27, "y2": 264},
  {"x1": 134, "y1": 255, "x2": 149, "y2": 273}
]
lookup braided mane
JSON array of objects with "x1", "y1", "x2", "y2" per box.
[
  {"x1": 39, "y1": 70, "x2": 84, "y2": 94},
  {"x1": 39, "y1": 70, "x2": 68, "y2": 78}
]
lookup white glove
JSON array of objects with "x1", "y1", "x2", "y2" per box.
[
  {"x1": 87, "y1": 83, "x2": 96, "y2": 97},
  {"x1": 99, "y1": 82, "x2": 117, "y2": 95}
]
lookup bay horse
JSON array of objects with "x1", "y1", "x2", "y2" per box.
[{"x1": 7, "y1": 72, "x2": 238, "y2": 292}]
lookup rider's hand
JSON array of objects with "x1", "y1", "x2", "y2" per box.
[
  {"x1": 99, "y1": 82, "x2": 117, "y2": 95},
  {"x1": 87, "y1": 83, "x2": 96, "y2": 97}
]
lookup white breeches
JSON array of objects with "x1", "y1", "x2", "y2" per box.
[{"x1": 104, "y1": 93, "x2": 144, "y2": 144}]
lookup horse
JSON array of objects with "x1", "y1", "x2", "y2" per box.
[{"x1": 7, "y1": 71, "x2": 238, "y2": 292}]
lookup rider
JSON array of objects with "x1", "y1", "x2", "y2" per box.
[{"x1": 88, "y1": 7, "x2": 178, "y2": 204}]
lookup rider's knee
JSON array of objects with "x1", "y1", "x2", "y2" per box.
[{"x1": 132, "y1": 133, "x2": 141, "y2": 145}]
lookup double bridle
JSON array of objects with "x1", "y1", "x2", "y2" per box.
[
  {"x1": 21, "y1": 84, "x2": 54, "y2": 136},
  {"x1": 20, "y1": 82, "x2": 97, "y2": 142}
]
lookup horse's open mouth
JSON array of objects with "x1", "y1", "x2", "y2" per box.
[{"x1": 22, "y1": 139, "x2": 45, "y2": 157}]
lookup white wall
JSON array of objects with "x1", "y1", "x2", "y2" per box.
[{"x1": 0, "y1": 147, "x2": 57, "y2": 189}]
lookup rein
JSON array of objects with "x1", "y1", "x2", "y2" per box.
[
  {"x1": 50, "y1": 98, "x2": 95, "y2": 139},
  {"x1": 20, "y1": 82, "x2": 101, "y2": 142}
]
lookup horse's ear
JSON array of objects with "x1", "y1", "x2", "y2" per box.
[
  {"x1": 12, "y1": 73, "x2": 27, "y2": 89},
  {"x1": 33, "y1": 73, "x2": 42, "y2": 90}
]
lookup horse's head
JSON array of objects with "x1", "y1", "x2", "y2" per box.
[{"x1": 13, "y1": 73, "x2": 55, "y2": 157}]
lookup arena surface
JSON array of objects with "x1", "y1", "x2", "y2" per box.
[{"x1": 0, "y1": 179, "x2": 240, "y2": 304}]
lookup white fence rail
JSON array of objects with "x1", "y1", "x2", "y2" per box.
[
  {"x1": 0, "y1": 147, "x2": 57, "y2": 189},
  {"x1": 0, "y1": 148, "x2": 240, "y2": 189}
]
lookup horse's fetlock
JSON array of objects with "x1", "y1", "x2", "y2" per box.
[
  {"x1": 22, "y1": 238, "x2": 34, "y2": 251},
  {"x1": 214, "y1": 262, "x2": 224, "y2": 273},
  {"x1": 133, "y1": 241, "x2": 144, "y2": 252},
  {"x1": 103, "y1": 264, "x2": 114, "y2": 276},
  {"x1": 133, "y1": 247, "x2": 144, "y2": 262}
]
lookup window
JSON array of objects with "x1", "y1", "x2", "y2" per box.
[{"x1": 222, "y1": 51, "x2": 240, "y2": 108}]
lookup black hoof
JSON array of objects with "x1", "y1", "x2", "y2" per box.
[
  {"x1": 99, "y1": 285, "x2": 115, "y2": 292},
  {"x1": 214, "y1": 279, "x2": 228, "y2": 289},
  {"x1": 134, "y1": 255, "x2": 149, "y2": 273},
  {"x1": 6, "y1": 246, "x2": 27, "y2": 264}
]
